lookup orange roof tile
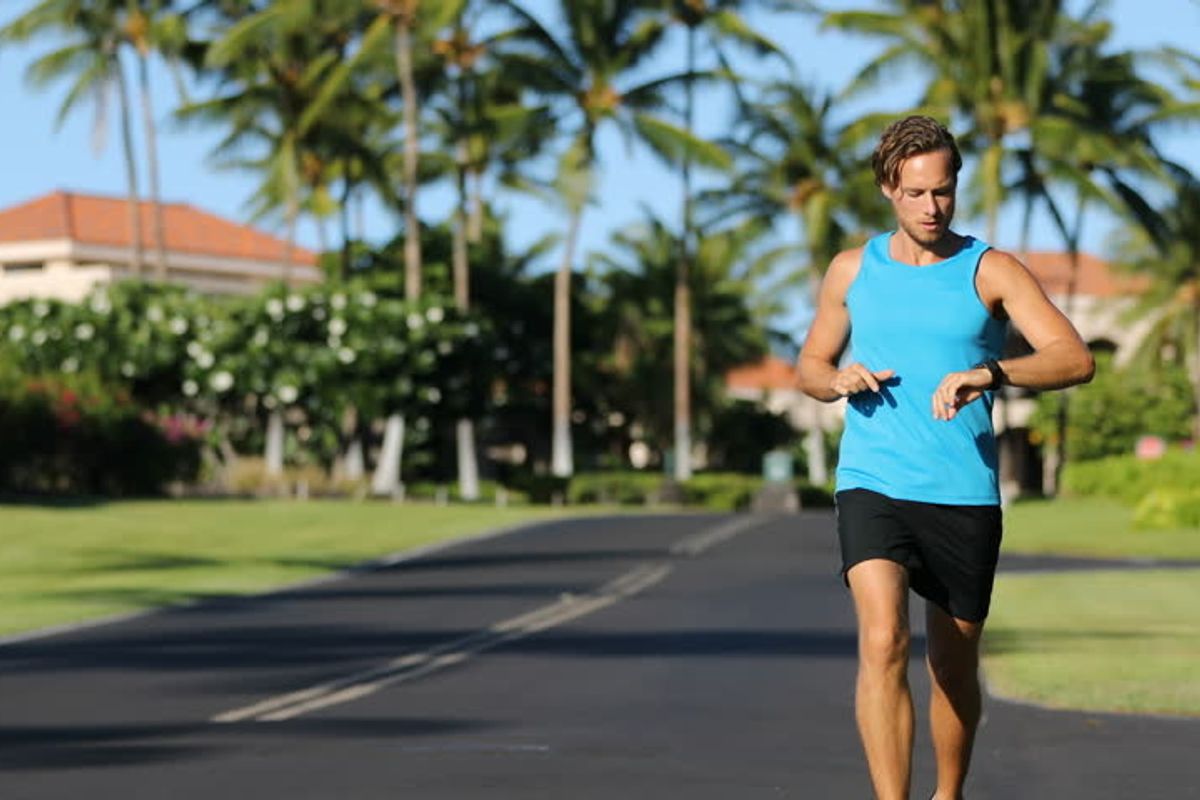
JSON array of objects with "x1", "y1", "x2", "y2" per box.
[
  {"x1": 0, "y1": 191, "x2": 318, "y2": 266},
  {"x1": 1018, "y1": 250, "x2": 1146, "y2": 298},
  {"x1": 726, "y1": 356, "x2": 799, "y2": 391}
]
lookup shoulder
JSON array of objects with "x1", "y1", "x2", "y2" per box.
[
  {"x1": 977, "y1": 247, "x2": 1043, "y2": 293},
  {"x1": 823, "y1": 246, "x2": 867, "y2": 299}
]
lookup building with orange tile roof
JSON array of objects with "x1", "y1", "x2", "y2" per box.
[{"x1": 0, "y1": 190, "x2": 322, "y2": 303}]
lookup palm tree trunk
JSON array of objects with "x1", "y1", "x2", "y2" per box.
[
  {"x1": 113, "y1": 54, "x2": 144, "y2": 277},
  {"x1": 468, "y1": 168, "x2": 484, "y2": 243},
  {"x1": 552, "y1": 209, "x2": 583, "y2": 478},
  {"x1": 395, "y1": 20, "x2": 421, "y2": 301},
  {"x1": 136, "y1": 53, "x2": 168, "y2": 281},
  {"x1": 339, "y1": 177, "x2": 353, "y2": 281},
  {"x1": 283, "y1": 192, "x2": 297, "y2": 288},
  {"x1": 265, "y1": 409, "x2": 285, "y2": 477},
  {"x1": 454, "y1": 138, "x2": 480, "y2": 501},
  {"x1": 673, "y1": 27, "x2": 696, "y2": 482},
  {"x1": 1193, "y1": 296, "x2": 1200, "y2": 442}
]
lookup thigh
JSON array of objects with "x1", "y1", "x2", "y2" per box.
[
  {"x1": 847, "y1": 558, "x2": 911, "y2": 633},
  {"x1": 924, "y1": 600, "x2": 984, "y2": 665}
]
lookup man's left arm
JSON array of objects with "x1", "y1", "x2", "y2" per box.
[{"x1": 932, "y1": 249, "x2": 1095, "y2": 421}]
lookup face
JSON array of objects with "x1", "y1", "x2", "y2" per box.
[{"x1": 882, "y1": 148, "x2": 957, "y2": 247}]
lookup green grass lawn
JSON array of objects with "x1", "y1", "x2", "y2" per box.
[
  {"x1": 0, "y1": 499, "x2": 589, "y2": 638},
  {"x1": 984, "y1": 569, "x2": 1200, "y2": 716},
  {"x1": 1002, "y1": 497, "x2": 1200, "y2": 560},
  {"x1": 985, "y1": 497, "x2": 1200, "y2": 717}
]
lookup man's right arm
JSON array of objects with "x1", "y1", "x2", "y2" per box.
[
  {"x1": 797, "y1": 248, "x2": 896, "y2": 402},
  {"x1": 797, "y1": 249, "x2": 857, "y2": 402}
]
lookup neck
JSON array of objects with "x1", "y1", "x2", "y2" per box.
[{"x1": 889, "y1": 229, "x2": 966, "y2": 266}]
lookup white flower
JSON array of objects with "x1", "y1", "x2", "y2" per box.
[
  {"x1": 8, "y1": 325, "x2": 25, "y2": 342},
  {"x1": 252, "y1": 328, "x2": 269, "y2": 347},
  {"x1": 337, "y1": 347, "x2": 356, "y2": 364},
  {"x1": 437, "y1": 341, "x2": 452, "y2": 355},
  {"x1": 266, "y1": 299, "x2": 285, "y2": 320},
  {"x1": 121, "y1": 362, "x2": 136, "y2": 377},
  {"x1": 426, "y1": 306, "x2": 444, "y2": 324},
  {"x1": 359, "y1": 291, "x2": 377, "y2": 308},
  {"x1": 89, "y1": 294, "x2": 111, "y2": 314},
  {"x1": 182, "y1": 379, "x2": 199, "y2": 397},
  {"x1": 465, "y1": 322, "x2": 479, "y2": 338},
  {"x1": 262, "y1": 395, "x2": 277, "y2": 410},
  {"x1": 146, "y1": 305, "x2": 164, "y2": 323},
  {"x1": 328, "y1": 318, "x2": 347, "y2": 337},
  {"x1": 169, "y1": 317, "x2": 188, "y2": 335},
  {"x1": 312, "y1": 306, "x2": 327, "y2": 321},
  {"x1": 285, "y1": 294, "x2": 305, "y2": 312},
  {"x1": 31, "y1": 330, "x2": 47, "y2": 346},
  {"x1": 406, "y1": 313, "x2": 424, "y2": 330},
  {"x1": 74, "y1": 323, "x2": 95, "y2": 341},
  {"x1": 197, "y1": 351, "x2": 215, "y2": 369},
  {"x1": 327, "y1": 335, "x2": 341, "y2": 348},
  {"x1": 331, "y1": 293, "x2": 347, "y2": 310},
  {"x1": 62, "y1": 357, "x2": 79, "y2": 373},
  {"x1": 33, "y1": 301, "x2": 50, "y2": 318},
  {"x1": 424, "y1": 387, "x2": 442, "y2": 404},
  {"x1": 186, "y1": 341, "x2": 204, "y2": 359},
  {"x1": 209, "y1": 371, "x2": 234, "y2": 393},
  {"x1": 278, "y1": 385, "x2": 299, "y2": 404}
]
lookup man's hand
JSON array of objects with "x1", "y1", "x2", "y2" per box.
[
  {"x1": 932, "y1": 366, "x2": 992, "y2": 421},
  {"x1": 832, "y1": 364, "x2": 895, "y2": 398}
]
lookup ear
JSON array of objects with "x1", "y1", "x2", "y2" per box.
[{"x1": 879, "y1": 183, "x2": 895, "y2": 200}]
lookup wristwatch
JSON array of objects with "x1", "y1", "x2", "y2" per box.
[{"x1": 973, "y1": 358, "x2": 1006, "y2": 391}]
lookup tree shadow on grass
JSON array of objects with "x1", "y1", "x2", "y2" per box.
[{"x1": 983, "y1": 628, "x2": 1164, "y2": 656}]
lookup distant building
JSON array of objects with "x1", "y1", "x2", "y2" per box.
[
  {"x1": 726, "y1": 248, "x2": 1151, "y2": 497},
  {"x1": 0, "y1": 190, "x2": 321, "y2": 303}
]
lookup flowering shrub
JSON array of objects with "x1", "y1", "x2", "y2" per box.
[{"x1": 0, "y1": 366, "x2": 202, "y2": 495}]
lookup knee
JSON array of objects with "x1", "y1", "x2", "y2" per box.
[
  {"x1": 927, "y1": 648, "x2": 979, "y2": 692},
  {"x1": 859, "y1": 624, "x2": 910, "y2": 671}
]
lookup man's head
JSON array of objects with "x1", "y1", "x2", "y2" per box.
[{"x1": 872, "y1": 116, "x2": 963, "y2": 246}]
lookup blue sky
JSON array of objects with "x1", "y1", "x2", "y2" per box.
[{"x1": 0, "y1": 0, "x2": 1196, "y2": 334}]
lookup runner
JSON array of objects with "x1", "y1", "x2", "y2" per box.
[{"x1": 797, "y1": 115, "x2": 1094, "y2": 800}]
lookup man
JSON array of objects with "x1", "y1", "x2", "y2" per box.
[{"x1": 797, "y1": 115, "x2": 1094, "y2": 800}]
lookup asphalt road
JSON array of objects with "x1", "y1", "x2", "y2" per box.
[{"x1": 2, "y1": 511, "x2": 1197, "y2": 799}]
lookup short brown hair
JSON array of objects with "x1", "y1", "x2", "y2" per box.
[{"x1": 871, "y1": 115, "x2": 962, "y2": 189}]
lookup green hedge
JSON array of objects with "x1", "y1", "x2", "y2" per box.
[
  {"x1": 0, "y1": 370, "x2": 202, "y2": 496},
  {"x1": 1061, "y1": 451, "x2": 1200, "y2": 506},
  {"x1": 1132, "y1": 488, "x2": 1200, "y2": 530}
]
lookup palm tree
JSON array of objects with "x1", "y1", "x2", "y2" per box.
[
  {"x1": 3, "y1": 0, "x2": 146, "y2": 275},
  {"x1": 428, "y1": 2, "x2": 554, "y2": 500},
  {"x1": 181, "y1": 0, "x2": 384, "y2": 286},
  {"x1": 824, "y1": 0, "x2": 1068, "y2": 244},
  {"x1": 500, "y1": 0, "x2": 728, "y2": 477},
  {"x1": 590, "y1": 213, "x2": 788, "y2": 460},
  {"x1": 1114, "y1": 169, "x2": 1200, "y2": 441},
  {"x1": 118, "y1": 0, "x2": 188, "y2": 280},
  {"x1": 655, "y1": 0, "x2": 791, "y2": 481},
  {"x1": 703, "y1": 81, "x2": 888, "y2": 482}
]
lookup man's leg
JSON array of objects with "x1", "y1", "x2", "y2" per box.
[
  {"x1": 924, "y1": 602, "x2": 985, "y2": 800},
  {"x1": 847, "y1": 559, "x2": 914, "y2": 800}
]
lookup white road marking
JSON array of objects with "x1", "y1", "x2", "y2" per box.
[
  {"x1": 213, "y1": 563, "x2": 673, "y2": 723},
  {"x1": 213, "y1": 516, "x2": 765, "y2": 724},
  {"x1": 670, "y1": 515, "x2": 766, "y2": 557}
]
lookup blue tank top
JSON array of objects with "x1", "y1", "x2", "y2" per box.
[{"x1": 835, "y1": 232, "x2": 1006, "y2": 505}]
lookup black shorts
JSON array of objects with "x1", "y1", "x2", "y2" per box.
[{"x1": 835, "y1": 488, "x2": 1003, "y2": 622}]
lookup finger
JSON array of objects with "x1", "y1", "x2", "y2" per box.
[
  {"x1": 873, "y1": 368, "x2": 895, "y2": 382},
  {"x1": 854, "y1": 364, "x2": 880, "y2": 393}
]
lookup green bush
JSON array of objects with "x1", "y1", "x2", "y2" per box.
[
  {"x1": 1061, "y1": 450, "x2": 1200, "y2": 505},
  {"x1": 1132, "y1": 488, "x2": 1200, "y2": 530},
  {"x1": 680, "y1": 472, "x2": 764, "y2": 511},
  {"x1": 568, "y1": 471, "x2": 662, "y2": 505},
  {"x1": 0, "y1": 370, "x2": 202, "y2": 496},
  {"x1": 796, "y1": 481, "x2": 836, "y2": 508},
  {"x1": 508, "y1": 472, "x2": 571, "y2": 504}
]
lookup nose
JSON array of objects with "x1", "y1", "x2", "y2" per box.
[{"x1": 924, "y1": 193, "x2": 939, "y2": 216}]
